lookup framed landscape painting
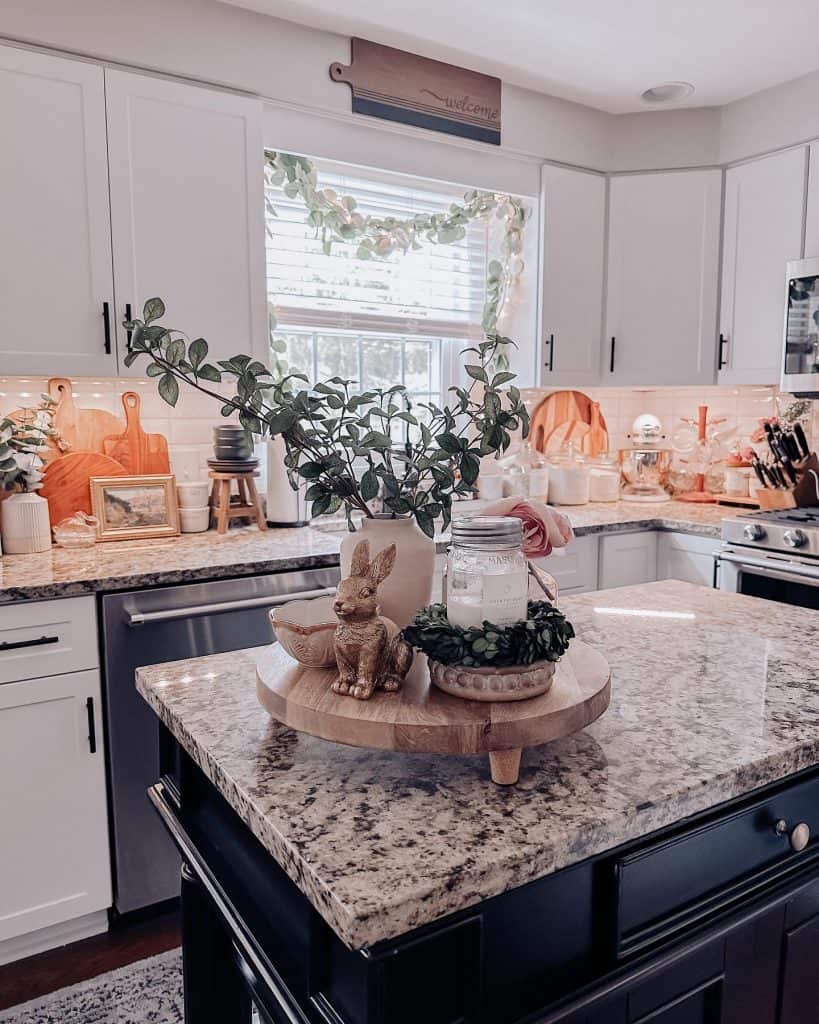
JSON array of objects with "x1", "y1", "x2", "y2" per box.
[{"x1": 90, "y1": 475, "x2": 179, "y2": 541}]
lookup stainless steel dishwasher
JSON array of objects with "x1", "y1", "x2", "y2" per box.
[{"x1": 101, "y1": 566, "x2": 339, "y2": 915}]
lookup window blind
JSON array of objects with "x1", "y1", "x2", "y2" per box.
[{"x1": 265, "y1": 159, "x2": 488, "y2": 341}]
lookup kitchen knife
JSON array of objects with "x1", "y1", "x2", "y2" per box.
[
  {"x1": 794, "y1": 422, "x2": 811, "y2": 459},
  {"x1": 780, "y1": 430, "x2": 800, "y2": 461},
  {"x1": 751, "y1": 454, "x2": 769, "y2": 489},
  {"x1": 778, "y1": 453, "x2": 799, "y2": 485}
]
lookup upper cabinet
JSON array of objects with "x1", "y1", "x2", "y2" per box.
[
  {"x1": 105, "y1": 71, "x2": 267, "y2": 374},
  {"x1": 804, "y1": 141, "x2": 819, "y2": 259},
  {"x1": 604, "y1": 170, "x2": 722, "y2": 386},
  {"x1": 0, "y1": 47, "x2": 117, "y2": 376},
  {"x1": 719, "y1": 148, "x2": 807, "y2": 385},
  {"x1": 540, "y1": 165, "x2": 606, "y2": 386}
]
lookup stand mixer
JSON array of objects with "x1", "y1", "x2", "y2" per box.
[{"x1": 618, "y1": 414, "x2": 671, "y2": 503}]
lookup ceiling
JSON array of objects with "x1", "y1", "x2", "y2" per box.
[{"x1": 219, "y1": 0, "x2": 819, "y2": 114}]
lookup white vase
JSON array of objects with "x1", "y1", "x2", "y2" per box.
[
  {"x1": 1, "y1": 492, "x2": 52, "y2": 554},
  {"x1": 339, "y1": 514, "x2": 435, "y2": 628}
]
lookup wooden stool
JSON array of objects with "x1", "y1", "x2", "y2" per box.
[{"x1": 208, "y1": 471, "x2": 268, "y2": 535}]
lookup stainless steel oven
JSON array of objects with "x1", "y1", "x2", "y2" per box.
[
  {"x1": 782, "y1": 256, "x2": 819, "y2": 397},
  {"x1": 718, "y1": 546, "x2": 819, "y2": 609}
]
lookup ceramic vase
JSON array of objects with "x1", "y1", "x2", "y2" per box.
[
  {"x1": 340, "y1": 514, "x2": 435, "y2": 628},
  {"x1": 1, "y1": 491, "x2": 52, "y2": 554}
]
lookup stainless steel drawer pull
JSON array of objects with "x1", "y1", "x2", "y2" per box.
[
  {"x1": 126, "y1": 587, "x2": 338, "y2": 626},
  {"x1": 775, "y1": 819, "x2": 811, "y2": 852},
  {"x1": 0, "y1": 634, "x2": 60, "y2": 652}
]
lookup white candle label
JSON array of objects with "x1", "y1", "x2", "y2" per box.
[{"x1": 481, "y1": 573, "x2": 527, "y2": 626}]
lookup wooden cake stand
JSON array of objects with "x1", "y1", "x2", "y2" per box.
[{"x1": 256, "y1": 641, "x2": 611, "y2": 785}]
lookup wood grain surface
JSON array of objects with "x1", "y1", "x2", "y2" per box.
[
  {"x1": 40, "y1": 452, "x2": 127, "y2": 526},
  {"x1": 102, "y1": 391, "x2": 170, "y2": 475},
  {"x1": 530, "y1": 390, "x2": 608, "y2": 455},
  {"x1": 256, "y1": 641, "x2": 610, "y2": 757}
]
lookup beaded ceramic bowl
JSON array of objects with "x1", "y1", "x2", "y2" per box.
[
  {"x1": 428, "y1": 658, "x2": 556, "y2": 702},
  {"x1": 269, "y1": 595, "x2": 337, "y2": 668}
]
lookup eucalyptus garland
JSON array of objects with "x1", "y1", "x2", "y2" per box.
[
  {"x1": 264, "y1": 151, "x2": 528, "y2": 371},
  {"x1": 402, "y1": 601, "x2": 575, "y2": 669}
]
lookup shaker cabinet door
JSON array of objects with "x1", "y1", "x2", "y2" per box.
[
  {"x1": 0, "y1": 45, "x2": 116, "y2": 376},
  {"x1": 604, "y1": 170, "x2": 722, "y2": 386},
  {"x1": 105, "y1": 70, "x2": 267, "y2": 374},
  {"x1": 540, "y1": 165, "x2": 606, "y2": 386},
  {"x1": 0, "y1": 669, "x2": 111, "y2": 948},
  {"x1": 719, "y1": 148, "x2": 807, "y2": 385}
]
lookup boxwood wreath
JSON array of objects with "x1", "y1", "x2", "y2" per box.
[
  {"x1": 264, "y1": 151, "x2": 529, "y2": 374},
  {"x1": 402, "y1": 601, "x2": 575, "y2": 668}
]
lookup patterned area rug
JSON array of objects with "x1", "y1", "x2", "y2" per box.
[{"x1": 0, "y1": 949, "x2": 183, "y2": 1024}]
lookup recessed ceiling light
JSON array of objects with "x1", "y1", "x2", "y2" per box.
[{"x1": 640, "y1": 82, "x2": 695, "y2": 104}]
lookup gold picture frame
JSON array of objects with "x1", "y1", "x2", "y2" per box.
[{"x1": 90, "y1": 475, "x2": 179, "y2": 542}]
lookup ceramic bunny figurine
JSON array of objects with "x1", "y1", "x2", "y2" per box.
[{"x1": 332, "y1": 539, "x2": 413, "y2": 700}]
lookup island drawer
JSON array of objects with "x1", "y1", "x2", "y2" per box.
[
  {"x1": 0, "y1": 596, "x2": 98, "y2": 685},
  {"x1": 613, "y1": 772, "x2": 819, "y2": 958}
]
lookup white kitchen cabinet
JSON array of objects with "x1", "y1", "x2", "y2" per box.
[
  {"x1": 719, "y1": 148, "x2": 807, "y2": 385},
  {"x1": 0, "y1": 667, "x2": 111, "y2": 962},
  {"x1": 0, "y1": 45, "x2": 117, "y2": 376},
  {"x1": 604, "y1": 170, "x2": 722, "y2": 386},
  {"x1": 598, "y1": 530, "x2": 658, "y2": 590},
  {"x1": 657, "y1": 531, "x2": 718, "y2": 587},
  {"x1": 804, "y1": 142, "x2": 819, "y2": 259},
  {"x1": 540, "y1": 165, "x2": 606, "y2": 386},
  {"x1": 104, "y1": 70, "x2": 267, "y2": 373},
  {"x1": 533, "y1": 534, "x2": 599, "y2": 596}
]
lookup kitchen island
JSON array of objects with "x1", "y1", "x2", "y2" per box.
[{"x1": 137, "y1": 580, "x2": 819, "y2": 1024}]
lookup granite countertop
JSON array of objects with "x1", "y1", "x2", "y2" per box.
[
  {"x1": 136, "y1": 580, "x2": 819, "y2": 950},
  {"x1": 0, "y1": 500, "x2": 730, "y2": 604}
]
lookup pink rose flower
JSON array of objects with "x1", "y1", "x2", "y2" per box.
[{"x1": 479, "y1": 498, "x2": 573, "y2": 558}]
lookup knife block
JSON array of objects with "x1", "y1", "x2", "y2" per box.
[{"x1": 754, "y1": 488, "x2": 796, "y2": 510}]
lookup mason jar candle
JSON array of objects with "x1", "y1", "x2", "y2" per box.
[{"x1": 446, "y1": 516, "x2": 528, "y2": 628}]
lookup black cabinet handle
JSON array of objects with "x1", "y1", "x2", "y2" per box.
[
  {"x1": 102, "y1": 302, "x2": 112, "y2": 355},
  {"x1": 0, "y1": 634, "x2": 59, "y2": 653},
  {"x1": 86, "y1": 697, "x2": 97, "y2": 754},
  {"x1": 609, "y1": 336, "x2": 616, "y2": 373},
  {"x1": 125, "y1": 303, "x2": 133, "y2": 349},
  {"x1": 718, "y1": 333, "x2": 728, "y2": 370},
  {"x1": 548, "y1": 333, "x2": 555, "y2": 372}
]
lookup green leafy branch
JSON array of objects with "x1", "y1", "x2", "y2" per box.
[
  {"x1": 264, "y1": 151, "x2": 528, "y2": 367},
  {"x1": 123, "y1": 299, "x2": 529, "y2": 537}
]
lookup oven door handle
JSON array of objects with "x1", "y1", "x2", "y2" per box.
[
  {"x1": 126, "y1": 586, "x2": 338, "y2": 626},
  {"x1": 718, "y1": 551, "x2": 819, "y2": 587}
]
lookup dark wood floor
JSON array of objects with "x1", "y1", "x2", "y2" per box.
[{"x1": 0, "y1": 907, "x2": 181, "y2": 1011}]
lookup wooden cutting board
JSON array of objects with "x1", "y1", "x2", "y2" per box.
[
  {"x1": 47, "y1": 378, "x2": 124, "y2": 459},
  {"x1": 40, "y1": 452, "x2": 127, "y2": 527},
  {"x1": 530, "y1": 390, "x2": 609, "y2": 454},
  {"x1": 580, "y1": 401, "x2": 609, "y2": 457},
  {"x1": 544, "y1": 420, "x2": 590, "y2": 452},
  {"x1": 102, "y1": 392, "x2": 170, "y2": 475}
]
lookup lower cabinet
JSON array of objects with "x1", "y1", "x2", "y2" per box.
[
  {"x1": 598, "y1": 532, "x2": 658, "y2": 590},
  {"x1": 534, "y1": 534, "x2": 599, "y2": 596},
  {"x1": 657, "y1": 532, "x2": 719, "y2": 587},
  {"x1": 0, "y1": 667, "x2": 111, "y2": 961}
]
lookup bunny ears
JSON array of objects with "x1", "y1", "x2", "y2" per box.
[{"x1": 349, "y1": 539, "x2": 397, "y2": 586}]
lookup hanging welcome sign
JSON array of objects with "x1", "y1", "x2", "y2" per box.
[{"x1": 330, "y1": 38, "x2": 501, "y2": 146}]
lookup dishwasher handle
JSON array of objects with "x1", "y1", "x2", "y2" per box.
[{"x1": 126, "y1": 586, "x2": 338, "y2": 626}]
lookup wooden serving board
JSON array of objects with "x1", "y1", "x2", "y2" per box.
[
  {"x1": 256, "y1": 641, "x2": 610, "y2": 785},
  {"x1": 103, "y1": 391, "x2": 170, "y2": 475},
  {"x1": 40, "y1": 452, "x2": 127, "y2": 526},
  {"x1": 530, "y1": 390, "x2": 608, "y2": 455},
  {"x1": 8, "y1": 377, "x2": 123, "y2": 464}
]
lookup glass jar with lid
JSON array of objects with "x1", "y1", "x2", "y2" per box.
[{"x1": 446, "y1": 516, "x2": 529, "y2": 628}]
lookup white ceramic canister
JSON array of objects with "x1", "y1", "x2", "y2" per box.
[
  {"x1": 179, "y1": 506, "x2": 211, "y2": 533},
  {"x1": 1, "y1": 491, "x2": 52, "y2": 553},
  {"x1": 724, "y1": 467, "x2": 752, "y2": 497}
]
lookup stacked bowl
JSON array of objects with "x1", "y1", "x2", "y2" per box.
[{"x1": 208, "y1": 425, "x2": 258, "y2": 473}]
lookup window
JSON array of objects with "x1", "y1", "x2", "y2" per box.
[{"x1": 265, "y1": 158, "x2": 489, "y2": 407}]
